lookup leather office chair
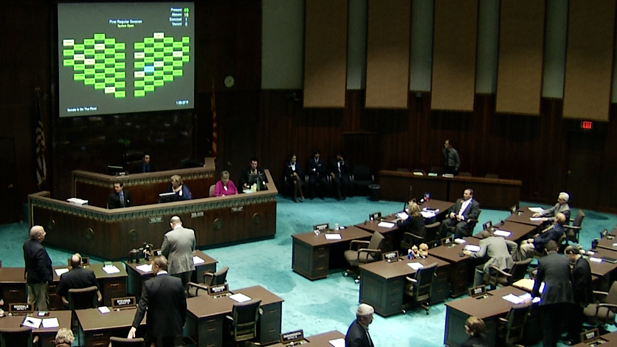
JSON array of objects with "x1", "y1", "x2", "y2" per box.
[
  {"x1": 564, "y1": 209, "x2": 585, "y2": 244},
  {"x1": 209, "y1": 184, "x2": 216, "y2": 197},
  {"x1": 224, "y1": 299, "x2": 262, "y2": 346},
  {"x1": 108, "y1": 336, "x2": 145, "y2": 347},
  {"x1": 446, "y1": 211, "x2": 481, "y2": 238},
  {"x1": 188, "y1": 266, "x2": 229, "y2": 297},
  {"x1": 351, "y1": 164, "x2": 374, "y2": 196},
  {"x1": 400, "y1": 232, "x2": 424, "y2": 252},
  {"x1": 429, "y1": 166, "x2": 443, "y2": 175},
  {"x1": 0, "y1": 326, "x2": 38, "y2": 347},
  {"x1": 344, "y1": 232, "x2": 385, "y2": 283},
  {"x1": 584, "y1": 281, "x2": 617, "y2": 328},
  {"x1": 123, "y1": 150, "x2": 144, "y2": 173},
  {"x1": 66, "y1": 285, "x2": 99, "y2": 310},
  {"x1": 497, "y1": 303, "x2": 531, "y2": 346},
  {"x1": 402, "y1": 262, "x2": 438, "y2": 315},
  {"x1": 486, "y1": 258, "x2": 532, "y2": 289},
  {"x1": 423, "y1": 222, "x2": 441, "y2": 248}
]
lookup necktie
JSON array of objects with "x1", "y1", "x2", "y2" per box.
[{"x1": 119, "y1": 192, "x2": 125, "y2": 207}]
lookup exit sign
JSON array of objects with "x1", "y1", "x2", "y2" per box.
[{"x1": 581, "y1": 121, "x2": 593, "y2": 130}]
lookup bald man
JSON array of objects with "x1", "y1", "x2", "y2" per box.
[
  {"x1": 57, "y1": 253, "x2": 101, "y2": 306},
  {"x1": 23, "y1": 225, "x2": 53, "y2": 311},
  {"x1": 161, "y1": 216, "x2": 196, "y2": 289}
]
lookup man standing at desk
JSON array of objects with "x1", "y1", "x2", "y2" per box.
[
  {"x1": 443, "y1": 139, "x2": 460, "y2": 175},
  {"x1": 463, "y1": 230, "x2": 517, "y2": 286},
  {"x1": 57, "y1": 253, "x2": 102, "y2": 306},
  {"x1": 532, "y1": 240, "x2": 574, "y2": 347},
  {"x1": 23, "y1": 225, "x2": 52, "y2": 311},
  {"x1": 439, "y1": 189, "x2": 481, "y2": 239},
  {"x1": 345, "y1": 303, "x2": 375, "y2": 347},
  {"x1": 564, "y1": 245, "x2": 592, "y2": 345},
  {"x1": 108, "y1": 181, "x2": 132, "y2": 209},
  {"x1": 161, "y1": 216, "x2": 196, "y2": 290},
  {"x1": 128, "y1": 255, "x2": 186, "y2": 347}
]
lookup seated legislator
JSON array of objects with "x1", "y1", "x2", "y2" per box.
[
  {"x1": 213, "y1": 171, "x2": 238, "y2": 197},
  {"x1": 462, "y1": 316, "x2": 489, "y2": 347},
  {"x1": 329, "y1": 151, "x2": 352, "y2": 200},
  {"x1": 520, "y1": 212, "x2": 566, "y2": 259},
  {"x1": 285, "y1": 154, "x2": 305, "y2": 203},
  {"x1": 108, "y1": 181, "x2": 132, "y2": 209},
  {"x1": 396, "y1": 200, "x2": 426, "y2": 238},
  {"x1": 307, "y1": 149, "x2": 327, "y2": 200},
  {"x1": 439, "y1": 189, "x2": 481, "y2": 239},
  {"x1": 239, "y1": 157, "x2": 267, "y2": 191},
  {"x1": 133, "y1": 153, "x2": 156, "y2": 173},
  {"x1": 168, "y1": 174, "x2": 192, "y2": 201},
  {"x1": 532, "y1": 191, "x2": 571, "y2": 223},
  {"x1": 57, "y1": 253, "x2": 102, "y2": 306},
  {"x1": 463, "y1": 230, "x2": 517, "y2": 286}
]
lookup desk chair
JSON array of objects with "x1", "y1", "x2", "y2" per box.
[
  {"x1": 67, "y1": 285, "x2": 99, "y2": 345},
  {"x1": 344, "y1": 232, "x2": 385, "y2": 283},
  {"x1": 209, "y1": 184, "x2": 215, "y2": 197},
  {"x1": 424, "y1": 222, "x2": 441, "y2": 248},
  {"x1": 0, "y1": 326, "x2": 38, "y2": 347},
  {"x1": 108, "y1": 336, "x2": 145, "y2": 347},
  {"x1": 403, "y1": 262, "x2": 438, "y2": 315},
  {"x1": 564, "y1": 209, "x2": 585, "y2": 245},
  {"x1": 485, "y1": 258, "x2": 532, "y2": 289},
  {"x1": 584, "y1": 282, "x2": 617, "y2": 329},
  {"x1": 123, "y1": 150, "x2": 144, "y2": 173},
  {"x1": 224, "y1": 299, "x2": 262, "y2": 347},
  {"x1": 400, "y1": 232, "x2": 424, "y2": 252},
  {"x1": 188, "y1": 266, "x2": 229, "y2": 297},
  {"x1": 351, "y1": 164, "x2": 374, "y2": 196},
  {"x1": 497, "y1": 303, "x2": 531, "y2": 346}
]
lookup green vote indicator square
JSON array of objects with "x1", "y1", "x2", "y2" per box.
[
  {"x1": 94, "y1": 33, "x2": 105, "y2": 40},
  {"x1": 134, "y1": 43, "x2": 145, "y2": 49},
  {"x1": 144, "y1": 86, "x2": 155, "y2": 92},
  {"x1": 105, "y1": 77, "x2": 115, "y2": 84},
  {"x1": 115, "y1": 81, "x2": 125, "y2": 88},
  {"x1": 63, "y1": 60, "x2": 75, "y2": 66},
  {"x1": 84, "y1": 39, "x2": 95, "y2": 45},
  {"x1": 163, "y1": 75, "x2": 174, "y2": 82},
  {"x1": 115, "y1": 63, "x2": 125, "y2": 69},
  {"x1": 115, "y1": 91, "x2": 125, "y2": 98},
  {"x1": 134, "y1": 90, "x2": 145, "y2": 97},
  {"x1": 94, "y1": 83, "x2": 105, "y2": 90},
  {"x1": 115, "y1": 43, "x2": 125, "y2": 50},
  {"x1": 74, "y1": 64, "x2": 84, "y2": 71},
  {"x1": 105, "y1": 58, "x2": 115, "y2": 64},
  {"x1": 173, "y1": 70, "x2": 183, "y2": 76},
  {"x1": 154, "y1": 80, "x2": 164, "y2": 87},
  {"x1": 115, "y1": 72, "x2": 125, "y2": 79},
  {"x1": 164, "y1": 37, "x2": 174, "y2": 43},
  {"x1": 135, "y1": 81, "x2": 145, "y2": 87},
  {"x1": 63, "y1": 50, "x2": 74, "y2": 57},
  {"x1": 74, "y1": 74, "x2": 85, "y2": 81}
]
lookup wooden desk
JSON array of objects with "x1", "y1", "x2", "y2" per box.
[
  {"x1": 472, "y1": 221, "x2": 537, "y2": 243},
  {"x1": 72, "y1": 158, "x2": 216, "y2": 207},
  {"x1": 0, "y1": 262, "x2": 127, "y2": 310},
  {"x1": 572, "y1": 331, "x2": 617, "y2": 347},
  {"x1": 125, "y1": 250, "x2": 217, "y2": 298},
  {"x1": 185, "y1": 285, "x2": 283, "y2": 347},
  {"x1": 378, "y1": 170, "x2": 521, "y2": 210},
  {"x1": 29, "y1": 170, "x2": 277, "y2": 259},
  {"x1": 0, "y1": 310, "x2": 72, "y2": 347},
  {"x1": 355, "y1": 219, "x2": 399, "y2": 252},
  {"x1": 596, "y1": 236, "x2": 617, "y2": 252},
  {"x1": 429, "y1": 238, "x2": 483, "y2": 297},
  {"x1": 505, "y1": 206, "x2": 544, "y2": 227},
  {"x1": 444, "y1": 286, "x2": 531, "y2": 347},
  {"x1": 269, "y1": 331, "x2": 345, "y2": 347},
  {"x1": 358, "y1": 255, "x2": 450, "y2": 316},
  {"x1": 291, "y1": 227, "x2": 372, "y2": 280},
  {"x1": 76, "y1": 307, "x2": 147, "y2": 347}
]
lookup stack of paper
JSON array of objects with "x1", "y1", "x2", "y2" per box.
[
  {"x1": 230, "y1": 293, "x2": 251, "y2": 303},
  {"x1": 136, "y1": 264, "x2": 152, "y2": 273},
  {"x1": 420, "y1": 211, "x2": 436, "y2": 218},
  {"x1": 454, "y1": 238, "x2": 466, "y2": 244},
  {"x1": 377, "y1": 221, "x2": 395, "y2": 228},
  {"x1": 528, "y1": 207, "x2": 544, "y2": 213},
  {"x1": 329, "y1": 338, "x2": 345, "y2": 347},
  {"x1": 325, "y1": 234, "x2": 342, "y2": 240},
  {"x1": 193, "y1": 256, "x2": 205, "y2": 265},
  {"x1": 502, "y1": 294, "x2": 523, "y2": 304},
  {"x1": 464, "y1": 245, "x2": 481, "y2": 252},
  {"x1": 407, "y1": 262, "x2": 424, "y2": 270},
  {"x1": 493, "y1": 230, "x2": 511, "y2": 237},
  {"x1": 22, "y1": 317, "x2": 42, "y2": 328},
  {"x1": 102, "y1": 265, "x2": 120, "y2": 274},
  {"x1": 42, "y1": 318, "x2": 59, "y2": 328},
  {"x1": 55, "y1": 268, "x2": 69, "y2": 276}
]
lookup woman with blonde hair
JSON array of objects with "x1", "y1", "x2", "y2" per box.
[
  {"x1": 397, "y1": 200, "x2": 426, "y2": 237},
  {"x1": 54, "y1": 328, "x2": 74, "y2": 347},
  {"x1": 168, "y1": 174, "x2": 192, "y2": 200}
]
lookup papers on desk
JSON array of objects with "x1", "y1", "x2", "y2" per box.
[
  {"x1": 528, "y1": 207, "x2": 544, "y2": 213},
  {"x1": 590, "y1": 257, "x2": 603, "y2": 263},
  {"x1": 42, "y1": 318, "x2": 59, "y2": 328},
  {"x1": 135, "y1": 264, "x2": 152, "y2": 273},
  {"x1": 513, "y1": 278, "x2": 545, "y2": 293},
  {"x1": 329, "y1": 338, "x2": 345, "y2": 347},
  {"x1": 230, "y1": 293, "x2": 251, "y2": 303},
  {"x1": 427, "y1": 173, "x2": 438, "y2": 177},
  {"x1": 493, "y1": 230, "x2": 511, "y2": 237},
  {"x1": 464, "y1": 245, "x2": 481, "y2": 252},
  {"x1": 55, "y1": 268, "x2": 69, "y2": 276},
  {"x1": 529, "y1": 217, "x2": 544, "y2": 221},
  {"x1": 517, "y1": 293, "x2": 542, "y2": 304},
  {"x1": 102, "y1": 265, "x2": 120, "y2": 274},
  {"x1": 407, "y1": 262, "x2": 424, "y2": 270},
  {"x1": 454, "y1": 238, "x2": 466, "y2": 244},
  {"x1": 325, "y1": 234, "x2": 342, "y2": 240},
  {"x1": 98, "y1": 306, "x2": 111, "y2": 314},
  {"x1": 377, "y1": 221, "x2": 395, "y2": 228},
  {"x1": 193, "y1": 256, "x2": 205, "y2": 265},
  {"x1": 21, "y1": 317, "x2": 42, "y2": 328},
  {"x1": 420, "y1": 211, "x2": 436, "y2": 218},
  {"x1": 502, "y1": 294, "x2": 524, "y2": 304},
  {"x1": 396, "y1": 212, "x2": 409, "y2": 220}
]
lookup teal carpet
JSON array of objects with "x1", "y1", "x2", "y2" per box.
[{"x1": 2, "y1": 197, "x2": 616, "y2": 347}]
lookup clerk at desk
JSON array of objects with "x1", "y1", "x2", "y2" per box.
[
  {"x1": 108, "y1": 181, "x2": 132, "y2": 209},
  {"x1": 168, "y1": 174, "x2": 192, "y2": 201},
  {"x1": 239, "y1": 157, "x2": 267, "y2": 190}
]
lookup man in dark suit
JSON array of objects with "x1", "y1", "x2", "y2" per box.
[
  {"x1": 134, "y1": 153, "x2": 155, "y2": 173},
  {"x1": 128, "y1": 255, "x2": 186, "y2": 347},
  {"x1": 532, "y1": 240, "x2": 574, "y2": 347},
  {"x1": 345, "y1": 303, "x2": 375, "y2": 347},
  {"x1": 564, "y1": 245, "x2": 593, "y2": 345},
  {"x1": 107, "y1": 181, "x2": 132, "y2": 209},
  {"x1": 161, "y1": 216, "x2": 196, "y2": 290},
  {"x1": 520, "y1": 213, "x2": 566, "y2": 258},
  {"x1": 463, "y1": 230, "x2": 517, "y2": 286},
  {"x1": 239, "y1": 157, "x2": 267, "y2": 190},
  {"x1": 307, "y1": 149, "x2": 327, "y2": 200},
  {"x1": 329, "y1": 151, "x2": 352, "y2": 200},
  {"x1": 57, "y1": 253, "x2": 102, "y2": 306},
  {"x1": 439, "y1": 189, "x2": 481, "y2": 238},
  {"x1": 23, "y1": 225, "x2": 53, "y2": 311}
]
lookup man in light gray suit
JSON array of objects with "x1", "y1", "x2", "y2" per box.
[
  {"x1": 463, "y1": 230, "x2": 518, "y2": 286},
  {"x1": 161, "y1": 216, "x2": 196, "y2": 290}
]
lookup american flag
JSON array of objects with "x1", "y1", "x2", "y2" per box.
[
  {"x1": 35, "y1": 89, "x2": 47, "y2": 188},
  {"x1": 211, "y1": 82, "x2": 217, "y2": 158}
]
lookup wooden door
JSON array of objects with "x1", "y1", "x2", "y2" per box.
[{"x1": 566, "y1": 131, "x2": 604, "y2": 210}]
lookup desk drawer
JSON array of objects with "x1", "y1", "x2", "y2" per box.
[
  {"x1": 1, "y1": 284, "x2": 27, "y2": 309},
  {"x1": 102, "y1": 280, "x2": 127, "y2": 306},
  {"x1": 259, "y1": 303, "x2": 282, "y2": 345},
  {"x1": 84, "y1": 331, "x2": 110, "y2": 347},
  {"x1": 48, "y1": 283, "x2": 63, "y2": 310}
]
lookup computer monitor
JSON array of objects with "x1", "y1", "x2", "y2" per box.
[
  {"x1": 158, "y1": 192, "x2": 176, "y2": 203},
  {"x1": 107, "y1": 165, "x2": 125, "y2": 176}
]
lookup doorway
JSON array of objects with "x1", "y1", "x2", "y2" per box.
[{"x1": 566, "y1": 131, "x2": 604, "y2": 210}]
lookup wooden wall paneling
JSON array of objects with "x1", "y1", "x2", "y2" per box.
[
  {"x1": 365, "y1": 0, "x2": 411, "y2": 109},
  {"x1": 431, "y1": 0, "x2": 478, "y2": 111},
  {"x1": 303, "y1": 0, "x2": 348, "y2": 108},
  {"x1": 598, "y1": 105, "x2": 617, "y2": 213},
  {"x1": 495, "y1": 0, "x2": 545, "y2": 115},
  {"x1": 563, "y1": 0, "x2": 616, "y2": 121}
]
